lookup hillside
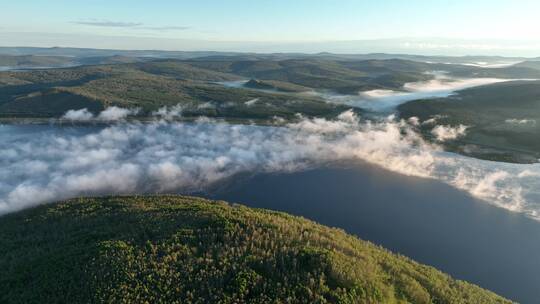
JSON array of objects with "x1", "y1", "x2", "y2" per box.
[
  {"x1": 0, "y1": 61, "x2": 349, "y2": 120},
  {"x1": 184, "y1": 57, "x2": 540, "y2": 89},
  {"x1": 0, "y1": 195, "x2": 511, "y2": 304},
  {"x1": 184, "y1": 58, "x2": 435, "y2": 94},
  {"x1": 398, "y1": 80, "x2": 540, "y2": 163},
  {"x1": 2, "y1": 57, "x2": 540, "y2": 120},
  {"x1": 514, "y1": 60, "x2": 540, "y2": 70},
  {"x1": 76, "y1": 55, "x2": 146, "y2": 66}
]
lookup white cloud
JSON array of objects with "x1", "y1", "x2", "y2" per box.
[
  {"x1": 71, "y1": 20, "x2": 190, "y2": 32},
  {"x1": 505, "y1": 119, "x2": 536, "y2": 126},
  {"x1": 460, "y1": 61, "x2": 521, "y2": 68},
  {"x1": 197, "y1": 102, "x2": 214, "y2": 109},
  {"x1": 72, "y1": 20, "x2": 143, "y2": 27},
  {"x1": 518, "y1": 170, "x2": 540, "y2": 178},
  {"x1": 0, "y1": 114, "x2": 539, "y2": 220},
  {"x1": 62, "y1": 108, "x2": 94, "y2": 121},
  {"x1": 152, "y1": 104, "x2": 183, "y2": 120},
  {"x1": 422, "y1": 115, "x2": 446, "y2": 125},
  {"x1": 326, "y1": 73, "x2": 527, "y2": 111},
  {"x1": 97, "y1": 106, "x2": 139, "y2": 121},
  {"x1": 244, "y1": 98, "x2": 259, "y2": 106},
  {"x1": 431, "y1": 124, "x2": 468, "y2": 142},
  {"x1": 408, "y1": 116, "x2": 420, "y2": 126},
  {"x1": 62, "y1": 106, "x2": 140, "y2": 122}
]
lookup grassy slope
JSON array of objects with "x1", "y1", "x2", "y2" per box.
[
  {"x1": 398, "y1": 80, "x2": 540, "y2": 163},
  {"x1": 0, "y1": 195, "x2": 511, "y2": 304}
]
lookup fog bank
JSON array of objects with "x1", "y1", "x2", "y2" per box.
[
  {"x1": 1, "y1": 112, "x2": 539, "y2": 219},
  {"x1": 326, "y1": 75, "x2": 514, "y2": 111}
]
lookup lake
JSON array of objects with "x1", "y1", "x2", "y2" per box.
[{"x1": 209, "y1": 163, "x2": 540, "y2": 303}]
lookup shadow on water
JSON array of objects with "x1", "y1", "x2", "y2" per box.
[{"x1": 206, "y1": 161, "x2": 540, "y2": 304}]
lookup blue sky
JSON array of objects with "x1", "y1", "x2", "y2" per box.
[{"x1": 3, "y1": 0, "x2": 540, "y2": 55}]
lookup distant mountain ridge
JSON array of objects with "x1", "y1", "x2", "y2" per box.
[{"x1": 0, "y1": 46, "x2": 535, "y2": 64}]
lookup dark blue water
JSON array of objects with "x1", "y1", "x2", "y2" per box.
[{"x1": 209, "y1": 163, "x2": 540, "y2": 303}]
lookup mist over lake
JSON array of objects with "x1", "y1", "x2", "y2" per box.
[{"x1": 2, "y1": 115, "x2": 539, "y2": 217}]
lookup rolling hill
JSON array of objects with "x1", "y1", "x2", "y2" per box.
[
  {"x1": 184, "y1": 58, "x2": 436, "y2": 94},
  {"x1": 2, "y1": 56, "x2": 540, "y2": 121},
  {"x1": 0, "y1": 60, "x2": 350, "y2": 120},
  {"x1": 398, "y1": 80, "x2": 540, "y2": 163},
  {"x1": 514, "y1": 60, "x2": 540, "y2": 70},
  {"x1": 0, "y1": 55, "x2": 76, "y2": 68},
  {"x1": 0, "y1": 195, "x2": 511, "y2": 303}
]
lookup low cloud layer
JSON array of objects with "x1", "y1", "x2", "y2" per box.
[
  {"x1": 326, "y1": 73, "x2": 521, "y2": 111},
  {"x1": 98, "y1": 107, "x2": 140, "y2": 121},
  {"x1": 460, "y1": 61, "x2": 521, "y2": 68},
  {"x1": 431, "y1": 124, "x2": 468, "y2": 141},
  {"x1": 152, "y1": 104, "x2": 183, "y2": 120},
  {"x1": 505, "y1": 118, "x2": 537, "y2": 126},
  {"x1": 63, "y1": 108, "x2": 94, "y2": 121},
  {"x1": 1, "y1": 112, "x2": 539, "y2": 219},
  {"x1": 62, "y1": 106, "x2": 140, "y2": 121},
  {"x1": 244, "y1": 98, "x2": 259, "y2": 107}
]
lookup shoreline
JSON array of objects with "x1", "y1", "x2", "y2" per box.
[{"x1": 208, "y1": 162, "x2": 540, "y2": 303}]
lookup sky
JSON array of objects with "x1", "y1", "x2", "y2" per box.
[{"x1": 3, "y1": 0, "x2": 540, "y2": 55}]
